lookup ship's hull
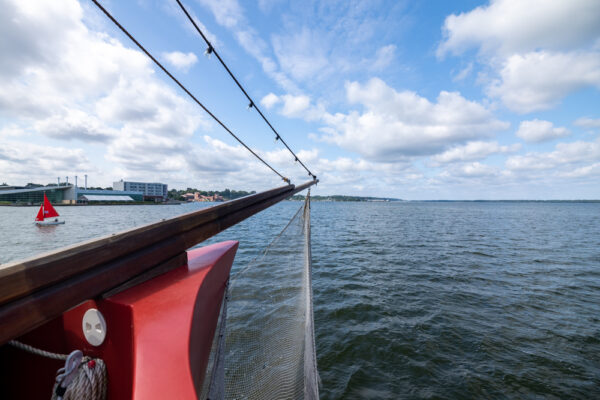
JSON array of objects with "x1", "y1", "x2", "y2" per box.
[
  {"x1": 35, "y1": 220, "x2": 65, "y2": 226},
  {"x1": 0, "y1": 240, "x2": 238, "y2": 399}
]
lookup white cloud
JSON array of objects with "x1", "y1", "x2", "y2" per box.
[
  {"x1": 0, "y1": 1, "x2": 152, "y2": 120},
  {"x1": 574, "y1": 117, "x2": 600, "y2": 129},
  {"x1": 0, "y1": 139, "x2": 92, "y2": 181},
  {"x1": 107, "y1": 130, "x2": 188, "y2": 173},
  {"x1": 96, "y1": 77, "x2": 206, "y2": 138},
  {"x1": 438, "y1": 0, "x2": 600, "y2": 58},
  {"x1": 320, "y1": 78, "x2": 509, "y2": 161},
  {"x1": 162, "y1": 51, "x2": 198, "y2": 71},
  {"x1": 516, "y1": 119, "x2": 570, "y2": 143},
  {"x1": 487, "y1": 51, "x2": 600, "y2": 113},
  {"x1": 452, "y1": 63, "x2": 473, "y2": 82},
  {"x1": 506, "y1": 139, "x2": 600, "y2": 171},
  {"x1": 260, "y1": 92, "x2": 280, "y2": 109},
  {"x1": 0, "y1": 0, "x2": 215, "y2": 185},
  {"x1": 257, "y1": 0, "x2": 284, "y2": 14},
  {"x1": 371, "y1": 45, "x2": 396, "y2": 71},
  {"x1": 561, "y1": 163, "x2": 600, "y2": 178},
  {"x1": 195, "y1": 0, "x2": 244, "y2": 29},
  {"x1": 439, "y1": 162, "x2": 499, "y2": 178},
  {"x1": 162, "y1": 1, "x2": 221, "y2": 47},
  {"x1": 432, "y1": 141, "x2": 519, "y2": 163},
  {"x1": 272, "y1": 27, "x2": 330, "y2": 82},
  {"x1": 195, "y1": 0, "x2": 298, "y2": 91},
  {"x1": 34, "y1": 109, "x2": 116, "y2": 143},
  {"x1": 0, "y1": 125, "x2": 26, "y2": 138},
  {"x1": 280, "y1": 94, "x2": 311, "y2": 118},
  {"x1": 438, "y1": 0, "x2": 600, "y2": 114},
  {"x1": 263, "y1": 92, "x2": 325, "y2": 122}
]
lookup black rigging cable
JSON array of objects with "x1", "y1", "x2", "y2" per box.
[
  {"x1": 175, "y1": 0, "x2": 317, "y2": 182},
  {"x1": 90, "y1": 0, "x2": 289, "y2": 184}
]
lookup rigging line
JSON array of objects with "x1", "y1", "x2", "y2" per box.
[
  {"x1": 90, "y1": 0, "x2": 289, "y2": 184},
  {"x1": 175, "y1": 0, "x2": 317, "y2": 182}
]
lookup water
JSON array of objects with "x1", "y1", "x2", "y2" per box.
[{"x1": 1, "y1": 201, "x2": 599, "y2": 398}]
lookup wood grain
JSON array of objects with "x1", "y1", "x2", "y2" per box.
[{"x1": 0, "y1": 180, "x2": 316, "y2": 344}]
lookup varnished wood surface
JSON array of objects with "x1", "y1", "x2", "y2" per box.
[{"x1": 0, "y1": 180, "x2": 316, "y2": 344}]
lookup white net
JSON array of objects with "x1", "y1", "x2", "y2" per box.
[{"x1": 204, "y1": 195, "x2": 318, "y2": 399}]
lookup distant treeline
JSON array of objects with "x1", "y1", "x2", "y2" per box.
[
  {"x1": 290, "y1": 194, "x2": 401, "y2": 202},
  {"x1": 168, "y1": 188, "x2": 256, "y2": 201}
]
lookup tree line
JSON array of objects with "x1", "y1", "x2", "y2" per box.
[{"x1": 168, "y1": 188, "x2": 256, "y2": 201}]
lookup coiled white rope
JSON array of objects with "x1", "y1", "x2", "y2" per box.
[{"x1": 8, "y1": 340, "x2": 107, "y2": 400}]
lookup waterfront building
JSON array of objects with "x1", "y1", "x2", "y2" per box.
[
  {"x1": 194, "y1": 193, "x2": 224, "y2": 202},
  {"x1": 78, "y1": 194, "x2": 136, "y2": 203},
  {"x1": 181, "y1": 192, "x2": 225, "y2": 202},
  {"x1": 113, "y1": 180, "x2": 168, "y2": 201},
  {"x1": 0, "y1": 185, "x2": 71, "y2": 204},
  {"x1": 0, "y1": 185, "x2": 144, "y2": 204},
  {"x1": 182, "y1": 193, "x2": 195, "y2": 202}
]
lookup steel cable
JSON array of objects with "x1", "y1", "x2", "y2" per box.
[
  {"x1": 175, "y1": 0, "x2": 317, "y2": 182},
  {"x1": 91, "y1": 0, "x2": 290, "y2": 184}
]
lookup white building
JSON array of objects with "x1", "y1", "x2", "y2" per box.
[{"x1": 113, "y1": 180, "x2": 168, "y2": 201}]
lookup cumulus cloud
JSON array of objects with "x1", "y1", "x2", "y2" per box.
[
  {"x1": 0, "y1": 139, "x2": 91, "y2": 181},
  {"x1": 560, "y1": 163, "x2": 600, "y2": 178},
  {"x1": 431, "y1": 141, "x2": 519, "y2": 164},
  {"x1": 96, "y1": 78, "x2": 206, "y2": 138},
  {"x1": 438, "y1": 0, "x2": 600, "y2": 113},
  {"x1": 574, "y1": 117, "x2": 600, "y2": 129},
  {"x1": 438, "y1": 0, "x2": 600, "y2": 58},
  {"x1": 261, "y1": 92, "x2": 325, "y2": 122},
  {"x1": 260, "y1": 93, "x2": 280, "y2": 109},
  {"x1": 0, "y1": 1, "x2": 150, "y2": 118},
  {"x1": 320, "y1": 78, "x2": 509, "y2": 161},
  {"x1": 280, "y1": 94, "x2": 311, "y2": 118},
  {"x1": 487, "y1": 51, "x2": 600, "y2": 113},
  {"x1": 516, "y1": 119, "x2": 570, "y2": 143},
  {"x1": 439, "y1": 162, "x2": 499, "y2": 178},
  {"x1": 506, "y1": 139, "x2": 600, "y2": 172},
  {"x1": 0, "y1": 0, "x2": 215, "y2": 185},
  {"x1": 0, "y1": 0, "x2": 319, "y2": 190},
  {"x1": 162, "y1": 51, "x2": 198, "y2": 71},
  {"x1": 0, "y1": 125, "x2": 27, "y2": 138},
  {"x1": 34, "y1": 109, "x2": 116, "y2": 143}
]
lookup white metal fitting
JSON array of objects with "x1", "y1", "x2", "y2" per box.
[{"x1": 82, "y1": 308, "x2": 107, "y2": 346}]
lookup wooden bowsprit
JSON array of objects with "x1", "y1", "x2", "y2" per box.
[{"x1": 0, "y1": 180, "x2": 317, "y2": 345}]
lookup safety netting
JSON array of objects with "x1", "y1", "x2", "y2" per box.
[{"x1": 202, "y1": 194, "x2": 319, "y2": 400}]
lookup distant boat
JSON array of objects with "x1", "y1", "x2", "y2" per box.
[{"x1": 34, "y1": 193, "x2": 65, "y2": 226}]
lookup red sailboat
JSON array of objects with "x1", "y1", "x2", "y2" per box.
[{"x1": 35, "y1": 192, "x2": 65, "y2": 226}]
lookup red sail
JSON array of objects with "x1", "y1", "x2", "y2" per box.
[
  {"x1": 35, "y1": 204, "x2": 45, "y2": 221},
  {"x1": 42, "y1": 193, "x2": 59, "y2": 219}
]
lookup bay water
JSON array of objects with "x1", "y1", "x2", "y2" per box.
[{"x1": 1, "y1": 201, "x2": 599, "y2": 398}]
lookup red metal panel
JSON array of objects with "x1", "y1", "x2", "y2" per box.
[
  {"x1": 106, "y1": 240, "x2": 238, "y2": 400},
  {"x1": 1, "y1": 240, "x2": 238, "y2": 400}
]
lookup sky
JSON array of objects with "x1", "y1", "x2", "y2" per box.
[{"x1": 1, "y1": 0, "x2": 599, "y2": 200}]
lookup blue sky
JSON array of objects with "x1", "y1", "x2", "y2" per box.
[{"x1": 1, "y1": 0, "x2": 599, "y2": 199}]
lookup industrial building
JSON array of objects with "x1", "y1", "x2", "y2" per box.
[
  {"x1": 0, "y1": 178, "x2": 167, "y2": 204},
  {"x1": 72, "y1": 188, "x2": 143, "y2": 203},
  {"x1": 0, "y1": 185, "x2": 71, "y2": 204},
  {"x1": 0, "y1": 184, "x2": 143, "y2": 204},
  {"x1": 113, "y1": 180, "x2": 168, "y2": 201}
]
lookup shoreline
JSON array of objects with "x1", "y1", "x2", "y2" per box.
[{"x1": 0, "y1": 202, "x2": 183, "y2": 207}]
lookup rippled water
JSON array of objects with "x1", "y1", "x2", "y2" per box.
[{"x1": 1, "y1": 201, "x2": 599, "y2": 398}]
